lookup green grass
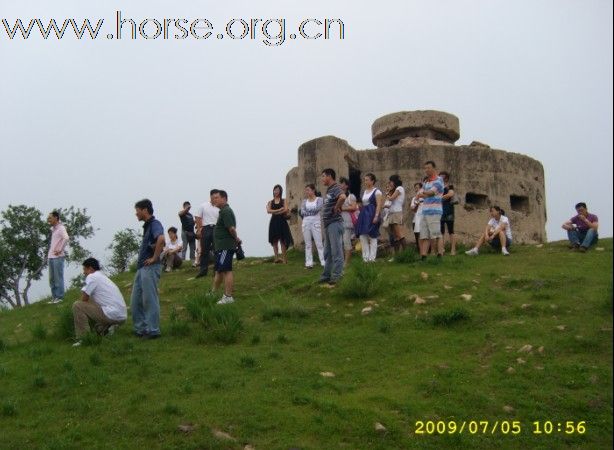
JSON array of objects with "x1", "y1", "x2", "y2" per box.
[{"x1": 0, "y1": 242, "x2": 612, "y2": 449}]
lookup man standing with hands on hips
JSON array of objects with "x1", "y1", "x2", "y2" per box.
[
  {"x1": 48, "y1": 210, "x2": 69, "y2": 304},
  {"x1": 131, "y1": 199, "x2": 165, "y2": 339}
]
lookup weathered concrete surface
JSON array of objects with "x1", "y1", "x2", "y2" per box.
[
  {"x1": 371, "y1": 110, "x2": 460, "y2": 147},
  {"x1": 286, "y1": 111, "x2": 547, "y2": 247}
]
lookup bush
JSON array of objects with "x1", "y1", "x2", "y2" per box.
[
  {"x1": 168, "y1": 320, "x2": 191, "y2": 337},
  {"x1": 432, "y1": 308, "x2": 470, "y2": 326},
  {"x1": 378, "y1": 320, "x2": 391, "y2": 334},
  {"x1": 89, "y1": 353, "x2": 103, "y2": 366},
  {"x1": 2, "y1": 401, "x2": 17, "y2": 417},
  {"x1": 276, "y1": 333, "x2": 289, "y2": 344},
  {"x1": 394, "y1": 246, "x2": 419, "y2": 264},
  {"x1": 261, "y1": 305, "x2": 309, "y2": 322},
  {"x1": 162, "y1": 403, "x2": 181, "y2": 415},
  {"x1": 32, "y1": 375, "x2": 47, "y2": 388},
  {"x1": 168, "y1": 306, "x2": 191, "y2": 337},
  {"x1": 55, "y1": 305, "x2": 75, "y2": 341},
  {"x1": 185, "y1": 292, "x2": 216, "y2": 322},
  {"x1": 209, "y1": 306, "x2": 243, "y2": 344},
  {"x1": 187, "y1": 293, "x2": 243, "y2": 344},
  {"x1": 107, "y1": 228, "x2": 141, "y2": 274},
  {"x1": 239, "y1": 355, "x2": 257, "y2": 368},
  {"x1": 81, "y1": 332, "x2": 103, "y2": 346},
  {"x1": 339, "y1": 261, "x2": 382, "y2": 299},
  {"x1": 31, "y1": 322, "x2": 47, "y2": 341}
]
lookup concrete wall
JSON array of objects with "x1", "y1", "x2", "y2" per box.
[{"x1": 286, "y1": 137, "x2": 547, "y2": 248}]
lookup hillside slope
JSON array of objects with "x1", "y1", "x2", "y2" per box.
[{"x1": 0, "y1": 241, "x2": 612, "y2": 449}]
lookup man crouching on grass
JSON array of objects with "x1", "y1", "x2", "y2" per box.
[
  {"x1": 212, "y1": 190, "x2": 242, "y2": 304},
  {"x1": 72, "y1": 258, "x2": 127, "y2": 347}
]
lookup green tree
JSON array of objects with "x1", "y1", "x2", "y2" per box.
[
  {"x1": 55, "y1": 206, "x2": 95, "y2": 263},
  {"x1": 0, "y1": 205, "x2": 94, "y2": 308},
  {"x1": 107, "y1": 228, "x2": 141, "y2": 274}
]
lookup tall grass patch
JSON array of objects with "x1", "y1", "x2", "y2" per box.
[
  {"x1": 261, "y1": 305, "x2": 309, "y2": 322},
  {"x1": 186, "y1": 293, "x2": 243, "y2": 344},
  {"x1": 431, "y1": 307, "x2": 470, "y2": 326},
  {"x1": 30, "y1": 322, "x2": 47, "y2": 341},
  {"x1": 54, "y1": 305, "x2": 75, "y2": 341},
  {"x1": 339, "y1": 261, "x2": 382, "y2": 299},
  {"x1": 394, "y1": 246, "x2": 419, "y2": 264}
]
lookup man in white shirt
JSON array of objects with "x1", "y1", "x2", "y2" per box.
[
  {"x1": 72, "y1": 258, "x2": 127, "y2": 346},
  {"x1": 161, "y1": 226, "x2": 183, "y2": 272},
  {"x1": 195, "y1": 189, "x2": 220, "y2": 278}
]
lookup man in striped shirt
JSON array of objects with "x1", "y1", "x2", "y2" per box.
[
  {"x1": 319, "y1": 168, "x2": 346, "y2": 285},
  {"x1": 416, "y1": 161, "x2": 444, "y2": 261}
]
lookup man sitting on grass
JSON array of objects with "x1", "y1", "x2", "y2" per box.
[
  {"x1": 562, "y1": 202, "x2": 599, "y2": 252},
  {"x1": 72, "y1": 258, "x2": 127, "y2": 346}
]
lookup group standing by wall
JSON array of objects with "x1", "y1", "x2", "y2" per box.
[{"x1": 40, "y1": 163, "x2": 599, "y2": 344}]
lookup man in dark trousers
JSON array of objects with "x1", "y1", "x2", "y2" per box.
[
  {"x1": 319, "y1": 168, "x2": 346, "y2": 286},
  {"x1": 178, "y1": 201, "x2": 196, "y2": 265},
  {"x1": 195, "y1": 189, "x2": 220, "y2": 278}
]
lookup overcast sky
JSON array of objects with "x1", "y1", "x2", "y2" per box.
[{"x1": 1, "y1": 0, "x2": 612, "y2": 301}]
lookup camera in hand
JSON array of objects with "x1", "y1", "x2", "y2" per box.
[{"x1": 236, "y1": 244, "x2": 245, "y2": 260}]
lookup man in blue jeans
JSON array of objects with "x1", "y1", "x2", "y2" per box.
[
  {"x1": 318, "y1": 168, "x2": 346, "y2": 286},
  {"x1": 562, "y1": 202, "x2": 599, "y2": 252},
  {"x1": 131, "y1": 199, "x2": 165, "y2": 339}
]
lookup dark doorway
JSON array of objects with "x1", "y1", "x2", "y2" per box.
[{"x1": 349, "y1": 167, "x2": 362, "y2": 199}]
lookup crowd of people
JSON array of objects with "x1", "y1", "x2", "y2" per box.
[
  {"x1": 288, "y1": 161, "x2": 505, "y2": 270},
  {"x1": 41, "y1": 161, "x2": 600, "y2": 345}
]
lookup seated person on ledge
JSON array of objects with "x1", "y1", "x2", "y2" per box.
[
  {"x1": 465, "y1": 206, "x2": 512, "y2": 256},
  {"x1": 72, "y1": 258, "x2": 127, "y2": 346},
  {"x1": 161, "y1": 226, "x2": 183, "y2": 272},
  {"x1": 562, "y1": 202, "x2": 598, "y2": 252}
]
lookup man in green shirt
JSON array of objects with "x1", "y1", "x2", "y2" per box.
[{"x1": 212, "y1": 190, "x2": 242, "y2": 304}]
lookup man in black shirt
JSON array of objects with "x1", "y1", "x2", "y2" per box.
[{"x1": 178, "y1": 201, "x2": 196, "y2": 265}]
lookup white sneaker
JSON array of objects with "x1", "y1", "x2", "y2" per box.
[
  {"x1": 388, "y1": 258, "x2": 395, "y2": 263},
  {"x1": 165, "y1": 267, "x2": 171, "y2": 272},
  {"x1": 72, "y1": 340, "x2": 82, "y2": 347},
  {"x1": 502, "y1": 247, "x2": 510, "y2": 256},
  {"x1": 465, "y1": 248, "x2": 479, "y2": 256},
  {"x1": 216, "y1": 295, "x2": 235, "y2": 305},
  {"x1": 50, "y1": 298, "x2": 63, "y2": 304},
  {"x1": 106, "y1": 324, "x2": 118, "y2": 336}
]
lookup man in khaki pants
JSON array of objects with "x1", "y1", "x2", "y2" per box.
[{"x1": 72, "y1": 258, "x2": 127, "y2": 346}]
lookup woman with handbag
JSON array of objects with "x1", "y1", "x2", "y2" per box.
[
  {"x1": 299, "y1": 184, "x2": 325, "y2": 269},
  {"x1": 355, "y1": 173, "x2": 383, "y2": 262},
  {"x1": 267, "y1": 184, "x2": 294, "y2": 264}
]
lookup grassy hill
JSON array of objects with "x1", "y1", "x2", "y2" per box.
[{"x1": 0, "y1": 240, "x2": 612, "y2": 449}]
